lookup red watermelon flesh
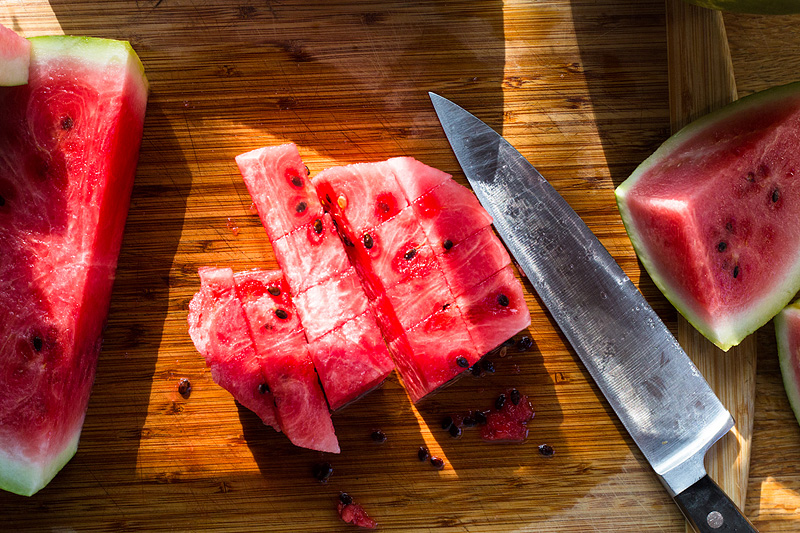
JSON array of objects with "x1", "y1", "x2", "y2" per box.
[
  {"x1": 412, "y1": 179, "x2": 493, "y2": 252},
  {"x1": 293, "y1": 268, "x2": 370, "y2": 341},
  {"x1": 308, "y1": 310, "x2": 395, "y2": 410},
  {"x1": 272, "y1": 213, "x2": 351, "y2": 295},
  {"x1": 236, "y1": 144, "x2": 323, "y2": 243},
  {"x1": 388, "y1": 156, "x2": 450, "y2": 203},
  {"x1": 775, "y1": 301, "x2": 800, "y2": 428},
  {"x1": 480, "y1": 389, "x2": 534, "y2": 442},
  {"x1": 0, "y1": 36, "x2": 148, "y2": 497},
  {"x1": 233, "y1": 270, "x2": 338, "y2": 453},
  {"x1": 616, "y1": 82, "x2": 800, "y2": 350},
  {"x1": 384, "y1": 265, "x2": 451, "y2": 330},
  {"x1": 0, "y1": 23, "x2": 30, "y2": 87},
  {"x1": 313, "y1": 160, "x2": 409, "y2": 239},
  {"x1": 188, "y1": 268, "x2": 281, "y2": 431},
  {"x1": 457, "y1": 264, "x2": 531, "y2": 355},
  {"x1": 439, "y1": 226, "x2": 511, "y2": 297}
]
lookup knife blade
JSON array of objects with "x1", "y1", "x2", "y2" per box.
[{"x1": 429, "y1": 92, "x2": 757, "y2": 533}]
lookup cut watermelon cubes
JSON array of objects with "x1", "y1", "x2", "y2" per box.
[{"x1": 0, "y1": 36, "x2": 148, "y2": 496}]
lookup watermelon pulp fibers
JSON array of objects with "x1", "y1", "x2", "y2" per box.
[
  {"x1": 0, "y1": 23, "x2": 30, "y2": 86},
  {"x1": 0, "y1": 36, "x2": 148, "y2": 496},
  {"x1": 616, "y1": 82, "x2": 800, "y2": 351},
  {"x1": 774, "y1": 301, "x2": 800, "y2": 427}
]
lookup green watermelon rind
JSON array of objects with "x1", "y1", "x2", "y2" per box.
[
  {"x1": 0, "y1": 35, "x2": 148, "y2": 497},
  {"x1": 775, "y1": 301, "x2": 800, "y2": 428},
  {"x1": 616, "y1": 81, "x2": 800, "y2": 352}
]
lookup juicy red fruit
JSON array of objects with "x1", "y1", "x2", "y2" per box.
[
  {"x1": 337, "y1": 494, "x2": 377, "y2": 529},
  {"x1": 480, "y1": 389, "x2": 534, "y2": 442}
]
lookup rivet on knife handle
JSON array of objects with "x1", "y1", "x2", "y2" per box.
[{"x1": 675, "y1": 475, "x2": 757, "y2": 532}]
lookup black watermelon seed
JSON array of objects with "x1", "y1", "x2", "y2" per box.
[
  {"x1": 449, "y1": 424, "x2": 462, "y2": 438},
  {"x1": 339, "y1": 492, "x2": 353, "y2": 505},
  {"x1": 430, "y1": 456, "x2": 445, "y2": 469},
  {"x1": 442, "y1": 303, "x2": 451, "y2": 310},
  {"x1": 733, "y1": 265, "x2": 740, "y2": 279},
  {"x1": 404, "y1": 248, "x2": 417, "y2": 261},
  {"x1": 456, "y1": 355, "x2": 469, "y2": 368},
  {"x1": 305, "y1": 165, "x2": 311, "y2": 176},
  {"x1": 325, "y1": 193, "x2": 332, "y2": 204},
  {"x1": 178, "y1": 378, "x2": 192, "y2": 398},
  {"x1": 474, "y1": 411, "x2": 488, "y2": 425},
  {"x1": 32, "y1": 336, "x2": 43, "y2": 352},
  {"x1": 312, "y1": 462, "x2": 333, "y2": 482},
  {"x1": 725, "y1": 221, "x2": 733, "y2": 232},
  {"x1": 495, "y1": 393, "x2": 506, "y2": 410},
  {"x1": 462, "y1": 415, "x2": 477, "y2": 428},
  {"x1": 61, "y1": 116, "x2": 73, "y2": 130},
  {"x1": 377, "y1": 200, "x2": 391, "y2": 213},
  {"x1": 470, "y1": 365, "x2": 483, "y2": 377},
  {"x1": 510, "y1": 388, "x2": 521, "y2": 405},
  {"x1": 441, "y1": 415, "x2": 454, "y2": 431},
  {"x1": 371, "y1": 430, "x2": 387, "y2": 443},
  {"x1": 291, "y1": 175, "x2": 303, "y2": 187},
  {"x1": 313, "y1": 218, "x2": 323, "y2": 234},
  {"x1": 418, "y1": 446, "x2": 430, "y2": 462},
  {"x1": 539, "y1": 444, "x2": 555, "y2": 457},
  {"x1": 517, "y1": 336, "x2": 533, "y2": 352},
  {"x1": 443, "y1": 239, "x2": 454, "y2": 251},
  {"x1": 772, "y1": 188, "x2": 780, "y2": 203},
  {"x1": 275, "y1": 309, "x2": 289, "y2": 320},
  {"x1": 363, "y1": 234, "x2": 374, "y2": 249},
  {"x1": 717, "y1": 242, "x2": 727, "y2": 252},
  {"x1": 267, "y1": 285, "x2": 281, "y2": 296},
  {"x1": 258, "y1": 382, "x2": 270, "y2": 394},
  {"x1": 296, "y1": 201, "x2": 307, "y2": 213},
  {"x1": 481, "y1": 360, "x2": 495, "y2": 373},
  {"x1": 497, "y1": 293, "x2": 510, "y2": 307}
]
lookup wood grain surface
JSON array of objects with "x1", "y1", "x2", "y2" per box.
[{"x1": 1, "y1": 1, "x2": 799, "y2": 531}]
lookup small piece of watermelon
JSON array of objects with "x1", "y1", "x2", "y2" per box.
[
  {"x1": 0, "y1": 23, "x2": 30, "y2": 86},
  {"x1": 293, "y1": 268, "x2": 370, "y2": 341},
  {"x1": 480, "y1": 389, "x2": 534, "y2": 442},
  {"x1": 616, "y1": 82, "x2": 800, "y2": 351},
  {"x1": 0, "y1": 36, "x2": 147, "y2": 496},
  {"x1": 438, "y1": 226, "x2": 511, "y2": 296},
  {"x1": 774, "y1": 301, "x2": 800, "y2": 427}
]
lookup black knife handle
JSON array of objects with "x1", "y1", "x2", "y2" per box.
[{"x1": 674, "y1": 475, "x2": 758, "y2": 532}]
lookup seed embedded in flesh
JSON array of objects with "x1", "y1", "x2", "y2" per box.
[
  {"x1": 371, "y1": 430, "x2": 387, "y2": 443},
  {"x1": 772, "y1": 188, "x2": 780, "y2": 203},
  {"x1": 61, "y1": 116, "x2": 74, "y2": 130},
  {"x1": 430, "y1": 456, "x2": 445, "y2": 470},
  {"x1": 325, "y1": 193, "x2": 332, "y2": 204},
  {"x1": 291, "y1": 175, "x2": 303, "y2": 187},
  {"x1": 449, "y1": 424, "x2": 462, "y2": 438},
  {"x1": 267, "y1": 285, "x2": 281, "y2": 296},
  {"x1": 275, "y1": 309, "x2": 288, "y2": 320},
  {"x1": 404, "y1": 248, "x2": 417, "y2": 260},
  {"x1": 497, "y1": 293, "x2": 510, "y2": 307},
  {"x1": 443, "y1": 239, "x2": 453, "y2": 251},
  {"x1": 337, "y1": 195, "x2": 347, "y2": 209},
  {"x1": 441, "y1": 415, "x2": 454, "y2": 430},
  {"x1": 733, "y1": 265, "x2": 740, "y2": 279},
  {"x1": 717, "y1": 242, "x2": 727, "y2": 252},
  {"x1": 339, "y1": 492, "x2": 353, "y2": 505},
  {"x1": 258, "y1": 382, "x2": 270, "y2": 394},
  {"x1": 312, "y1": 462, "x2": 333, "y2": 482},
  {"x1": 32, "y1": 336, "x2": 43, "y2": 352},
  {"x1": 377, "y1": 200, "x2": 391, "y2": 213},
  {"x1": 456, "y1": 356, "x2": 469, "y2": 368},
  {"x1": 495, "y1": 393, "x2": 507, "y2": 410},
  {"x1": 178, "y1": 378, "x2": 192, "y2": 398},
  {"x1": 510, "y1": 388, "x2": 521, "y2": 405},
  {"x1": 538, "y1": 444, "x2": 555, "y2": 457},
  {"x1": 313, "y1": 219, "x2": 323, "y2": 234},
  {"x1": 363, "y1": 234, "x2": 374, "y2": 249},
  {"x1": 418, "y1": 446, "x2": 430, "y2": 462},
  {"x1": 296, "y1": 201, "x2": 307, "y2": 213}
]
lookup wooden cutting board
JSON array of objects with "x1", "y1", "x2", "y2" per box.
[{"x1": 2, "y1": 1, "x2": 800, "y2": 531}]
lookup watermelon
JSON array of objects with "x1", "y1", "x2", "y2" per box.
[
  {"x1": 615, "y1": 82, "x2": 800, "y2": 351},
  {"x1": 774, "y1": 301, "x2": 800, "y2": 427},
  {"x1": 0, "y1": 36, "x2": 148, "y2": 496},
  {"x1": 0, "y1": 23, "x2": 30, "y2": 86}
]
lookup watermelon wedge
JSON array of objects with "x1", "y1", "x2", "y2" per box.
[
  {"x1": 0, "y1": 23, "x2": 30, "y2": 86},
  {"x1": 616, "y1": 82, "x2": 800, "y2": 351},
  {"x1": 0, "y1": 36, "x2": 148, "y2": 496},
  {"x1": 774, "y1": 301, "x2": 800, "y2": 427}
]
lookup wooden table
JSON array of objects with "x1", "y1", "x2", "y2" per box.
[{"x1": 2, "y1": 1, "x2": 799, "y2": 531}]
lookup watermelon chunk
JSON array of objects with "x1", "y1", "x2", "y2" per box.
[
  {"x1": 188, "y1": 268, "x2": 281, "y2": 431},
  {"x1": 388, "y1": 156, "x2": 450, "y2": 203},
  {"x1": 384, "y1": 266, "x2": 451, "y2": 330},
  {"x1": 236, "y1": 144, "x2": 324, "y2": 243},
  {"x1": 774, "y1": 301, "x2": 800, "y2": 428},
  {"x1": 438, "y1": 226, "x2": 511, "y2": 296},
  {"x1": 233, "y1": 269, "x2": 302, "y2": 340},
  {"x1": 308, "y1": 310, "x2": 395, "y2": 410},
  {"x1": 0, "y1": 23, "x2": 30, "y2": 86},
  {"x1": 293, "y1": 268, "x2": 370, "y2": 341},
  {"x1": 0, "y1": 36, "x2": 147, "y2": 496},
  {"x1": 616, "y1": 82, "x2": 800, "y2": 351}
]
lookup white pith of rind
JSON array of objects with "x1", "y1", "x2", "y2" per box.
[
  {"x1": 615, "y1": 81, "x2": 800, "y2": 351},
  {"x1": 0, "y1": 35, "x2": 148, "y2": 497},
  {"x1": 775, "y1": 302, "x2": 800, "y2": 428}
]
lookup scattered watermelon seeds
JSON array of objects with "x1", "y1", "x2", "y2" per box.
[
  {"x1": 539, "y1": 444, "x2": 555, "y2": 457},
  {"x1": 481, "y1": 360, "x2": 495, "y2": 373},
  {"x1": 267, "y1": 286, "x2": 281, "y2": 296},
  {"x1": 517, "y1": 336, "x2": 533, "y2": 352},
  {"x1": 442, "y1": 239, "x2": 453, "y2": 251},
  {"x1": 404, "y1": 248, "x2": 417, "y2": 260},
  {"x1": 339, "y1": 492, "x2": 352, "y2": 505},
  {"x1": 417, "y1": 446, "x2": 429, "y2": 462},
  {"x1": 448, "y1": 425, "x2": 462, "y2": 438},
  {"x1": 495, "y1": 393, "x2": 506, "y2": 410},
  {"x1": 313, "y1": 219, "x2": 323, "y2": 234},
  {"x1": 312, "y1": 462, "x2": 333, "y2": 482},
  {"x1": 370, "y1": 430, "x2": 387, "y2": 443},
  {"x1": 363, "y1": 233, "x2": 374, "y2": 249},
  {"x1": 430, "y1": 456, "x2": 445, "y2": 469},
  {"x1": 510, "y1": 388, "x2": 521, "y2": 405},
  {"x1": 275, "y1": 309, "x2": 288, "y2": 320},
  {"x1": 178, "y1": 378, "x2": 192, "y2": 398},
  {"x1": 441, "y1": 415, "x2": 454, "y2": 430}
]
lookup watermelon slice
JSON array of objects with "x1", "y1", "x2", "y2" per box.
[
  {"x1": 616, "y1": 82, "x2": 800, "y2": 351},
  {"x1": 0, "y1": 23, "x2": 30, "y2": 86},
  {"x1": 0, "y1": 36, "x2": 148, "y2": 496},
  {"x1": 774, "y1": 301, "x2": 800, "y2": 427}
]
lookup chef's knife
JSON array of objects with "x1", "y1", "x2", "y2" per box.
[{"x1": 429, "y1": 92, "x2": 757, "y2": 533}]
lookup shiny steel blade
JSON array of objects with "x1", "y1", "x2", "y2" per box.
[{"x1": 430, "y1": 92, "x2": 733, "y2": 496}]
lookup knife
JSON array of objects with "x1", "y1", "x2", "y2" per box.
[{"x1": 429, "y1": 92, "x2": 758, "y2": 533}]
